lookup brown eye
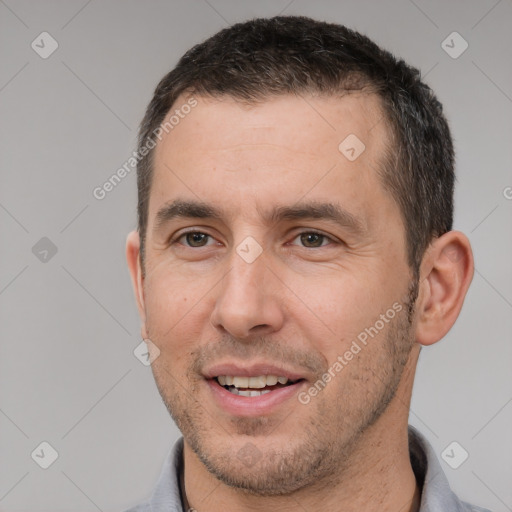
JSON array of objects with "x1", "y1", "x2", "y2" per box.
[
  {"x1": 298, "y1": 232, "x2": 328, "y2": 248},
  {"x1": 183, "y1": 232, "x2": 210, "y2": 247}
]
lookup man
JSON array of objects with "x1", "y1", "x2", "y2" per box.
[{"x1": 125, "y1": 16, "x2": 489, "y2": 512}]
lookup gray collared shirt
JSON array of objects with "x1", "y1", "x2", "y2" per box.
[{"x1": 125, "y1": 425, "x2": 491, "y2": 512}]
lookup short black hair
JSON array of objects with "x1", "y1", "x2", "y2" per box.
[{"x1": 136, "y1": 15, "x2": 454, "y2": 277}]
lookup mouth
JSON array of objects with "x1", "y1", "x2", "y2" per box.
[
  {"x1": 203, "y1": 362, "x2": 310, "y2": 416},
  {"x1": 204, "y1": 365, "x2": 308, "y2": 416},
  {"x1": 214, "y1": 374, "x2": 303, "y2": 397}
]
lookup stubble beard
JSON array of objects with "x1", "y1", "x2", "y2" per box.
[{"x1": 150, "y1": 282, "x2": 418, "y2": 496}]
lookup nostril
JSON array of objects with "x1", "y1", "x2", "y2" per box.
[{"x1": 251, "y1": 324, "x2": 271, "y2": 331}]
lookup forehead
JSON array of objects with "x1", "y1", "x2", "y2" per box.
[
  {"x1": 156, "y1": 92, "x2": 387, "y2": 164},
  {"x1": 150, "y1": 93, "x2": 395, "y2": 226}
]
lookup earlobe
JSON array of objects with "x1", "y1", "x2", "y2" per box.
[
  {"x1": 126, "y1": 231, "x2": 147, "y2": 332},
  {"x1": 415, "y1": 231, "x2": 474, "y2": 346}
]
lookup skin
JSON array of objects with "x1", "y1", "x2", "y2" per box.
[{"x1": 126, "y1": 93, "x2": 474, "y2": 512}]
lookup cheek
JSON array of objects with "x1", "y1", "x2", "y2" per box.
[
  {"x1": 291, "y1": 273, "x2": 386, "y2": 352},
  {"x1": 143, "y1": 268, "x2": 214, "y2": 347},
  {"x1": 294, "y1": 275, "x2": 408, "y2": 381}
]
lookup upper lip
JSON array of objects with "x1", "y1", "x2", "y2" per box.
[{"x1": 203, "y1": 362, "x2": 308, "y2": 382}]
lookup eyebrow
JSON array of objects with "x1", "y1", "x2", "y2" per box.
[
  {"x1": 154, "y1": 199, "x2": 223, "y2": 232},
  {"x1": 268, "y1": 202, "x2": 365, "y2": 234},
  {"x1": 153, "y1": 198, "x2": 365, "y2": 235}
]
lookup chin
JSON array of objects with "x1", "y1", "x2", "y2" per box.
[{"x1": 186, "y1": 425, "x2": 340, "y2": 496}]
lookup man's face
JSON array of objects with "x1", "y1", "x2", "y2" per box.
[{"x1": 134, "y1": 93, "x2": 418, "y2": 494}]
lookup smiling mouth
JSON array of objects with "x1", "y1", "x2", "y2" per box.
[{"x1": 214, "y1": 375, "x2": 303, "y2": 397}]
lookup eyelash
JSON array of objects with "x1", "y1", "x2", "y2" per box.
[{"x1": 170, "y1": 229, "x2": 336, "y2": 248}]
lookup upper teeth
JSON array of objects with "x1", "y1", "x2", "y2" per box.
[{"x1": 217, "y1": 375, "x2": 290, "y2": 388}]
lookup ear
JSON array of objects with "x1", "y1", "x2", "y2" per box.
[
  {"x1": 126, "y1": 231, "x2": 148, "y2": 339},
  {"x1": 415, "y1": 231, "x2": 474, "y2": 346}
]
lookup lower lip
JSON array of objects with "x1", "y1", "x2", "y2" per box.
[{"x1": 207, "y1": 379, "x2": 306, "y2": 417}]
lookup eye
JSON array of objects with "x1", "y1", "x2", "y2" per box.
[
  {"x1": 291, "y1": 231, "x2": 333, "y2": 248},
  {"x1": 175, "y1": 231, "x2": 215, "y2": 247}
]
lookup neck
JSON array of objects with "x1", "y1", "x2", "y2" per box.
[{"x1": 183, "y1": 349, "x2": 421, "y2": 512}]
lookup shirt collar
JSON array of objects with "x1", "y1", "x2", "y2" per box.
[
  {"x1": 139, "y1": 426, "x2": 480, "y2": 512},
  {"x1": 408, "y1": 424, "x2": 475, "y2": 512}
]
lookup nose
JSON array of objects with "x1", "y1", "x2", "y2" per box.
[{"x1": 210, "y1": 250, "x2": 285, "y2": 340}]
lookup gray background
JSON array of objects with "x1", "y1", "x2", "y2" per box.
[{"x1": 0, "y1": 0, "x2": 511, "y2": 511}]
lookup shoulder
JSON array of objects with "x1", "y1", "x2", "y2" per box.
[
  {"x1": 123, "y1": 503, "x2": 150, "y2": 512},
  {"x1": 122, "y1": 438, "x2": 185, "y2": 512},
  {"x1": 408, "y1": 426, "x2": 493, "y2": 512},
  {"x1": 460, "y1": 503, "x2": 493, "y2": 512}
]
